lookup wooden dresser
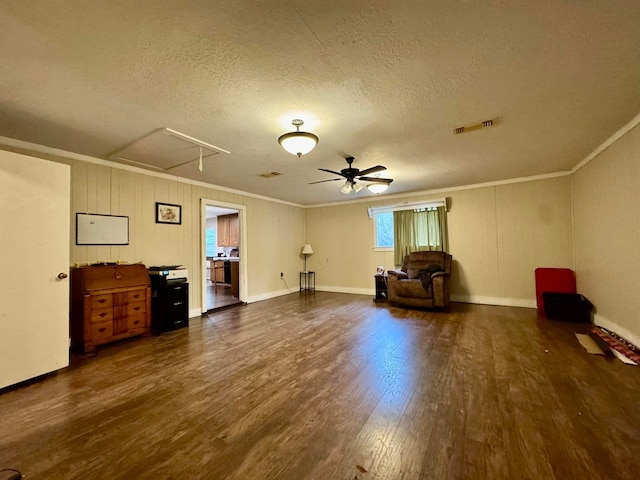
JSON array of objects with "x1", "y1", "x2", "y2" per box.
[{"x1": 71, "y1": 264, "x2": 151, "y2": 352}]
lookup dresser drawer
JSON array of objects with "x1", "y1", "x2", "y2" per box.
[
  {"x1": 91, "y1": 321, "x2": 113, "y2": 343},
  {"x1": 127, "y1": 314, "x2": 147, "y2": 330},
  {"x1": 165, "y1": 283, "x2": 188, "y2": 295},
  {"x1": 90, "y1": 294, "x2": 112, "y2": 309},
  {"x1": 125, "y1": 289, "x2": 147, "y2": 303},
  {"x1": 126, "y1": 301, "x2": 146, "y2": 316},
  {"x1": 90, "y1": 308, "x2": 113, "y2": 323}
]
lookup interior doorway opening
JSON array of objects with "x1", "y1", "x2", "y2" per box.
[{"x1": 201, "y1": 200, "x2": 247, "y2": 313}]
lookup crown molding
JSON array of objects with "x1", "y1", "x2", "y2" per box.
[{"x1": 0, "y1": 136, "x2": 304, "y2": 209}]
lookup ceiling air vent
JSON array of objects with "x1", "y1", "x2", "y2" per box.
[
  {"x1": 259, "y1": 172, "x2": 282, "y2": 178},
  {"x1": 453, "y1": 119, "x2": 494, "y2": 135}
]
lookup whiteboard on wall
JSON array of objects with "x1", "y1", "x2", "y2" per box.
[{"x1": 76, "y1": 213, "x2": 129, "y2": 245}]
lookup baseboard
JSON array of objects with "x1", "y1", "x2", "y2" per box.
[
  {"x1": 451, "y1": 294, "x2": 536, "y2": 309},
  {"x1": 189, "y1": 308, "x2": 202, "y2": 318},
  {"x1": 246, "y1": 288, "x2": 296, "y2": 304},
  {"x1": 593, "y1": 313, "x2": 640, "y2": 348},
  {"x1": 316, "y1": 285, "x2": 375, "y2": 296},
  {"x1": 295, "y1": 287, "x2": 537, "y2": 308}
]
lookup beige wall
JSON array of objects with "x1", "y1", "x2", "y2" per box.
[
  {"x1": 305, "y1": 176, "x2": 574, "y2": 307},
  {"x1": 572, "y1": 124, "x2": 640, "y2": 344},
  {"x1": 10, "y1": 122, "x2": 640, "y2": 348},
  {"x1": 2, "y1": 145, "x2": 305, "y2": 312}
]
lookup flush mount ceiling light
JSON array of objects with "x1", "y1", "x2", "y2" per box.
[
  {"x1": 366, "y1": 182, "x2": 389, "y2": 194},
  {"x1": 278, "y1": 119, "x2": 318, "y2": 157}
]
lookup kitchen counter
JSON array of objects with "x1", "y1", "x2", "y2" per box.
[{"x1": 209, "y1": 258, "x2": 239, "y2": 296}]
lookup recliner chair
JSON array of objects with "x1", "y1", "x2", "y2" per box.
[{"x1": 387, "y1": 251, "x2": 452, "y2": 309}]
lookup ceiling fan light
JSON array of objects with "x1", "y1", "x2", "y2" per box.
[
  {"x1": 353, "y1": 182, "x2": 364, "y2": 193},
  {"x1": 340, "y1": 181, "x2": 353, "y2": 194},
  {"x1": 278, "y1": 119, "x2": 318, "y2": 157},
  {"x1": 367, "y1": 182, "x2": 389, "y2": 194}
]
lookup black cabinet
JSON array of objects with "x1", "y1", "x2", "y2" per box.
[
  {"x1": 374, "y1": 274, "x2": 388, "y2": 302},
  {"x1": 224, "y1": 261, "x2": 232, "y2": 284},
  {"x1": 151, "y1": 281, "x2": 189, "y2": 333}
]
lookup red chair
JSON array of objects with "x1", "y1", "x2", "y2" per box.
[{"x1": 535, "y1": 268, "x2": 576, "y2": 312}]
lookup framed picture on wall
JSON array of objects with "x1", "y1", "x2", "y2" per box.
[{"x1": 156, "y1": 202, "x2": 182, "y2": 225}]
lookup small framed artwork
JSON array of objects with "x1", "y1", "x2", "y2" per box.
[{"x1": 156, "y1": 202, "x2": 182, "y2": 225}]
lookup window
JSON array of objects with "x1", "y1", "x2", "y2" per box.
[
  {"x1": 393, "y1": 207, "x2": 447, "y2": 265},
  {"x1": 205, "y1": 228, "x2": 216, "y2": 257},
  {"x1": 369, "y1": 200, "x2": 448, "y2": 261},
  {"x1": 374, "y1": 211, "x2": 394, "y2": 249}
]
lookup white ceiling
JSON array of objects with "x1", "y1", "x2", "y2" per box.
[{"x1": 0, "y1": 1, "x2": 639, "y2": 205}]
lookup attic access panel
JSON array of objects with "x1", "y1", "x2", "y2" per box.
[{"x1": 107, "y1": 128, "x2": 230, "y2": 171}]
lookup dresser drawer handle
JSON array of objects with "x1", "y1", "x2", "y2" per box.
[
  {"x1": 173, "y1": 302, "x2": 183, "y2": 306},
  {"x1": 133, "y1": 294, "x2": 141, "y2": 299},
  {"x1": 98, "y1": 327, "x2": 106, "y2": 333},
  {"x1": 133, "y1": 320, "x2": 140, "y2": 325},
  {"x1": 99, "y1": 312, "x2": 107, "y2": 318},
  {"x1": 98, "y1": 298, "x2": 107, "y2": 304},
  {"x1": 133, "y1": 306, "x2": 141, "y2": 311}
]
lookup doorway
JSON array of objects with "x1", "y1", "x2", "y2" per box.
[{"x1": 201, "y1": 200, "x2": 247, "y2": 312}]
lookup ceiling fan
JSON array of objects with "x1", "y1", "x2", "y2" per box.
[{"x1": 309, "y1": 156, "x2": 393, "y2": 194}]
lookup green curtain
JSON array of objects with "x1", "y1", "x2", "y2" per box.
[{"x1": 393, "y1": 206, "x2": 448, "y2": 266}]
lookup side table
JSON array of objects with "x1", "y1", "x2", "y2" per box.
[
  {"x1": 374, "y1": 273, "x2": 388, "y2": 302},
  {"x1": 300, "y1": 271, "x2": 316, "y2": 291}
]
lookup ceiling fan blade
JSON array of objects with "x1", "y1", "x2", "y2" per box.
[
  {"x1": 357, "y1": 165, "x2": 386, "y2": 176},
  {"x1": 358, "y1": 176, "x2": 394, "y2": 184},
  {"x1": 308, "y1": 178, "x2": 343, "y2": 184},
  {"x1": 318, "y1": 168, "x2": 345, "y2": 176}
]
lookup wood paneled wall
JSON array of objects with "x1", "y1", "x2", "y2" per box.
[
  {"x1": 305, "y1": 176, "x2": 574, "y2": 307},
  {"x1": 572, "y1": 124, "x2": 640, "y2": 344},
  {"x1": 2, "y1": 142, "x2": 579, "y2": 312},
  {"x1": 4, "y1": 146, "x2": 305, "y2": 312}
]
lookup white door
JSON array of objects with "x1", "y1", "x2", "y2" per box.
[{"x1": 0, "y1": 150, "x2": 70, "y2": 389}]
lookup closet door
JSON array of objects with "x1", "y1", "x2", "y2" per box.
[{"x1": 0, "y1": 150, "x2": 70, "y2": 388}]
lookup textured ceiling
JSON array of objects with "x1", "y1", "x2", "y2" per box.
[{"x1": 0, "y1": 1, "x2": 638, "y2": 205}]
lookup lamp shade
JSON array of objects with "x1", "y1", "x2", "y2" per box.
[
  {"x1": 278, "y1": 119, "x2": 318, "y2": 157},
  {"x1": 340, "y1": 181, "x2": 353, "y2": 194},
  {"x1": 340, "y1": 180, "x2": 364, "y2": 194},
  {"x1": 301, "y1": 244, "x2": 314, "y2": 255},
  {"x1": 278, "y1": 132, "x2": 318, "y2": 157},
  {"x1": 367, "y1": 182, "x2": 389, "y2": 193}
]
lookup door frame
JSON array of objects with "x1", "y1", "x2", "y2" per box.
[{"x1": 200, "y1": 198, "x2": 247, "y2": 312}]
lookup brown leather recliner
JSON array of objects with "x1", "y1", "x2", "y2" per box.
[{"x1": 387, "y1": 251, "x2": 452, "y2": 309}]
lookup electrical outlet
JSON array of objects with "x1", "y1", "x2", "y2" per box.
[{"x1": 280, "y1": 272, "x2": 284, "y2": 278}]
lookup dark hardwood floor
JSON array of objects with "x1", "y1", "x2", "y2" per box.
[
  {"x1": 1, "y1": 293, "x2": 639, "y2": 479},
  {"x1": 206, "y1": 281, "x2": 242, "y2": 311}
]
